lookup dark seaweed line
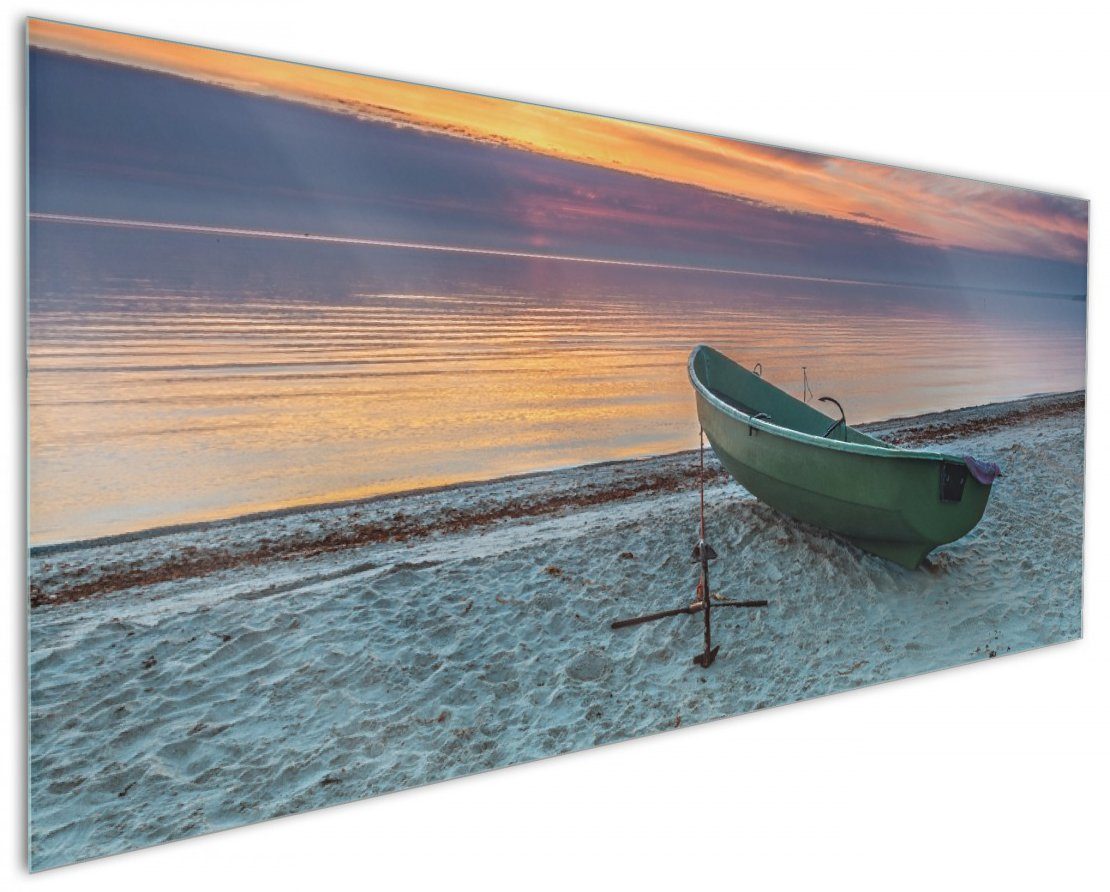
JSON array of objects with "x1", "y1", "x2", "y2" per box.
[
  {"x1": 30, "y1": 468, "x2": 728, "y2": 609},
  {"x1": 883, "y1": 393, "x2": 1085, "y2": 446}
]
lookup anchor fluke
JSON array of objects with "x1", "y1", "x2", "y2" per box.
[{"x1": 693, "y1": 645, "x2": 720, "y2": 668}]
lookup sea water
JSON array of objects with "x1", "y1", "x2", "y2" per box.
[{"x1": 28, "y1": 223, "x2": 1085, "y2": 544}]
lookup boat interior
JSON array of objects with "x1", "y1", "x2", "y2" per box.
[{"x1": 691, "y1": 345, "x2": 889, "y2": 448}]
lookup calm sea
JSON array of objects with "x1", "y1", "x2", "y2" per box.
[{"x1": 28, "y1": 222, "x2": 1086, "y2": 545}]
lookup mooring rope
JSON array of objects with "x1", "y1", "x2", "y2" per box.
[
  {"x1": 699, "y1": 426, "x2": 706, "y2": 542},
  {"x1": 697, "y1": 427, "x2": 707, "y2": 604}
]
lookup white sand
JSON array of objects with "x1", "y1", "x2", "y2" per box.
[{"x1": 28, "y1": 391, "x2": 1084, "y2": 869}]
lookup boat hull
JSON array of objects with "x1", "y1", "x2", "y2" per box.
[{"x1": 690, "y1": 346, "x2": 993, "y2": 569}]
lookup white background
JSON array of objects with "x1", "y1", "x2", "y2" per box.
[{"x1": 4, "y1": 1, "x2": 1108, "y2": 888}]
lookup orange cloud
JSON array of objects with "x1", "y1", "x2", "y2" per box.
[{"x1": 28, "y1": 18, "x2": 1087, "y2": 262}]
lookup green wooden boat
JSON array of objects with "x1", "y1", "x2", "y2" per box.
[{"x1": 689, "y1": 345, "x2": 998, "y2": 569}]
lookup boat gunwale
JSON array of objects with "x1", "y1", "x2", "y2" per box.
[{"x1": 688, "y1": 345, "x2": 961, "y2": 466}]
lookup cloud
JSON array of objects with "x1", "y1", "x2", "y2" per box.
[{"x1": 28, "y1": 19, "x2": 1088, "y2": 265}]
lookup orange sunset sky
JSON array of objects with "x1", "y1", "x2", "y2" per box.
[{"x1": 29, "y1": 18, "x2": 1087, "y2": 264}]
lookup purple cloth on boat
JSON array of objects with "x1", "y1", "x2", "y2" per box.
[{"x1": 963, "y1": 455, "x2": 1001, "y2": 484}]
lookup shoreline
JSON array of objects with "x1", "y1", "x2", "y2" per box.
[
  {"x1": 29, "y1": 389, "x2": 1084, "y2": 609},
  {"x1": 30, "y1": 388, "x2": 1085, "y2": 558}
]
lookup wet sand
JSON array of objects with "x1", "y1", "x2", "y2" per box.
[{"x1": 28, "y1": 391, "x2": 1084, "y2": 869}]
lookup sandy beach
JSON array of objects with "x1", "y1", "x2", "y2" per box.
[{"x1": 28, "y1": 390, "x2": 1084, "y2": 869}]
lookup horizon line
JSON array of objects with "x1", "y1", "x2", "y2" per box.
[{"x1": 28, "y1": 213, "x2": 1083, "y2": 300}]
